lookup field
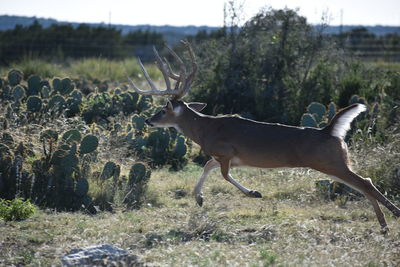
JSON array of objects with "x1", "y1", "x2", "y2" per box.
[
  {"x1": 1, "y1": 163, "x2": 400, "y2": 266},
  {"x1": 1, "y1": 53, "x2": 400, "y2": 266}
]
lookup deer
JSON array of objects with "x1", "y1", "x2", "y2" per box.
[{"x1": 128, "y1": 40, "x2": 400, "y2": 232}]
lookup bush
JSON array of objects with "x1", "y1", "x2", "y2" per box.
[
  {"x1": 190, "y1": 8, "x2": 340, "y2": 124},
  {"x1": 0, "y1": 198, "x2": 36, "y2": 221}
]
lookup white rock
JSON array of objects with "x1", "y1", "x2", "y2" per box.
[{"x1": 62, "y1": 244, "x2": 140, "y2": 266}]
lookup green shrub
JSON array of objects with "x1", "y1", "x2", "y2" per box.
[
  {"x1": 190, "y1": 8, "x2": 340, "y2": 124},
  {"x1": 0, "y1": 198, "x2": 36, "y2": 221}
]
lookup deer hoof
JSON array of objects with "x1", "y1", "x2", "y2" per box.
[
  {"x1": 249, "y1": 190, "x2": 262, "y2": 198},
  {"x1": 195, "y1": 194, "x2": 203, "y2": 207},
  {"x1": 380, "y1": 226, "x2": 389, "y2": 235}
]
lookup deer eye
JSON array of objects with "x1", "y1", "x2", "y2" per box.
[{"x1": 161, "y1": 110, "x2": 166, "y2": 115}]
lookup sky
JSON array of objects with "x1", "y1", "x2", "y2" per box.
[{"x1": 1, "y1": 0, "x2": 400, "y2": 27}]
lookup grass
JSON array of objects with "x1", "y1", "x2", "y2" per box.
[
  {"x1": 1, "y1": 165, "x2": 400, "y2": 266},
  {"x1": 1, "y1": 57, "x2": 399, "y2": 265}
]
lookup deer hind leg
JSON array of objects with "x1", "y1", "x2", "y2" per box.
[
  {"x1": 218, "y1": 157, "x2": 262, "y2": 198},
  {"x1": 365, "y1": 195, "x2": 388, "y2": 233},
  {"x1": 330, "y1": 168, "x2": 400, "y2": 230}
]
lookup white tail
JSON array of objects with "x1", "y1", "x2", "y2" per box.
[
  {"x1": 128, "y1": 41, "x2": 400, "y2": 233},
  {"x1": 325, "y1": 104, "x2": 367, "y2": 139}
]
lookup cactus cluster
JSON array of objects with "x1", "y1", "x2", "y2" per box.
[
  {"x1": 300, "y1": 102, "x2": 337, "y2": 128},
  {"x1": 300, "y1": 95, "x2": 380, "y2": 134},
  {"x1": 0, "y1": 126, "x2": 101, "y2": 211},
  {"x1": 0, "y1": 69, "x2": 167, "y2": 212},
  {"x1": 0, "y1": 70, "x2": 82, "y2": 120},
  {"x1": 131, "y1": 126, "x2": 189, "y2": 170},
  {"x1": 31, "y1": 130, "x2": 100, "y2": 210},
  {"x1": 0, "y1": 132, "x2": 34, "y2": 201},
  {"x1": 82, "y1": 91, "x2": 148, "y2": 124}
]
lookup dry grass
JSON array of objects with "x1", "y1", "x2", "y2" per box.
[{"x1": 1, "y1": 165, "x2": 400, "y2": 266}]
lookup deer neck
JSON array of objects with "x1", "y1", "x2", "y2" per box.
[{"x1": 175, "y1": 109, "x2": 206, "y2": 145}]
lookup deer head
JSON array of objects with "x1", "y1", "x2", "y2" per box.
[{"x1": 127, "y1": 40, "x2": 205, "y2": 128}]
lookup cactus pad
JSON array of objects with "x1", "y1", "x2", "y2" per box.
[
  {"x1": 132, "y1": 115, "x2": 146, "y2": 131},
  {"x1": 27, "y1": 75, "x2": 41, "y2": 96},
  {"x1": 301, "y1": 113, "x2": 318, "y2": 128},
  {"x1": 101, "y1": 161, "x2": 117, "y2": 180},
  {"x1": 8, "y1": 69, "x2": 23, "y2": 86},
  {"x1": 12, "y1": 85, "x2": 26, "y2": 101},
  {"x1": 27, "y1": 96, "x2": 43, "y2": 112},
  {"x1": 79, "y1": 135, "x2": 99, "y2": 154},
  {"x1": 60, "y1": 78, "x2": 74, "y2": 95},
  {"x1": 41, "y1": 86, "x2": 51, "y2": 98},
  {"x1": 48, "y1": 95, "x2": 66, "y2": 112},
  {"x1": 62, "y1": 129, "x2": 82, "y2": 144},
  {"x1": 128, "y1": 163, "x2": 148, "y2": 185},
  {"x1": 307, "y1": 102, "x2": 326, "y2": 123},
  {"x1": 328, "y1": 102, "x2": 337, "y2": 122},
  {"x1": 174, "y1": 136, "x2": 187, "y2": 158}
]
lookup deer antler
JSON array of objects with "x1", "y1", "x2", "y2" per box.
[{"x1": 127, "y1": 40, "x2": 197, "y2": 99}]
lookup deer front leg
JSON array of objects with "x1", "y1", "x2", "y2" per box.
[
  {"x1": 218, "y1": 157, "x2": 262, "y2": 198},
  {"x1": 194, "y1": 158, "x2": 220, "y2": 206}
]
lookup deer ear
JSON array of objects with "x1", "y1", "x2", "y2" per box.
[
  {"x1": 166, "y1": 100, "x2": 174, "y2": 110},
  {"x1": 188, "y1": 102, "x2": 207, "y2": 112}
]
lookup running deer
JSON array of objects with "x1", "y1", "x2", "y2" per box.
[{"x1": 128, "y1": 41, "x2": 400, "y2": 232}]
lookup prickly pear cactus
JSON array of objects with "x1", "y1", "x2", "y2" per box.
[
  {"x1": 8, "y1": 69, "x2": 23, "y2": 86},
  {"x1": 137, "y1": 95, "x2": 152, "y2": 111},
  {"x1": 11, "y1": 85, "x2": 25, "y2": 101},
  {"x1": 125, "y1": 162, "x2": 151, "y2": 208},
  {"x1": 328, "y1": 102, "x2": 337, "y2": 122},
  {"x1": 173, "y1": 136, "x2": 187, "y2": 158},
  {"x1": 301, "y1": 113, "x2": 318, "y2": 128},
  {"x1": 52, "y1": 78, "x2": 62, "y2": 92},
  {"x1": 59, "y1": 152, "x2": 79, "y2": 177},
  {"x1": 307, "y1": 102, "x2": 326, "y2": 123},
  {"x1": 50, "y1": 149, "x2": 67, "y2": 166},
  {"x1": 349, "y1": 94, "x2": 366, "y2": 105},
  {"x1": 41, "y1": 86, "x2": 51, "y2": 98},
  {"x1": 148, "y1": 129, "x2": 170, "y2": 150},
  {"x1": 27, "y1": 96, "x2": 43, "y2": 113},
  {"x1": 66, "y1": 97, "x2": 81, "y2": 117},
  {"x1": 70, "y1": 89, "x2": 83, "y2": 102},
  {"x1": 60, "y1": 78, "x2": 74, "y2": 95},
  {"x1": 100, "y1": 161, "x2": 117, "y2": 180},
  {"x1": 132, "y1": 115, "x2": 146, "y2": 131},
  {"x1": 75, "y1": 178, "x2": 89, "y2": 197},
  {"x1": 114, "y1": 88, "x2": 122, "y2": 95},
  {"x1": 128, "y1": 163, "x2": 148, "y2": 186},
  {"x1": 47, "y1": 95, "x2": 66, "y2": 112},
  {"x1": 62, "y1": 129, "x2": 82, "y2": 144},
  {"x1": 27, "y1": 75, "x2": 41, "y2": 96},
  {"x1": 79, "y1": 135, "x2": 99, "y2": 154},
  {"x1": 134, "y1": 136, "x2": 148, "y2": 151}
]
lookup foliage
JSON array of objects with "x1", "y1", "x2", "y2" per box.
[
  {"x1": 190, "y1": 8, "x2": 339, "y2": 124},
  {"x1": 0, "y1": 21, "x2": 165, "y2": 64},
  {"x1": 0, "y1": 198, "x2": 36, "y2": 221}
]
